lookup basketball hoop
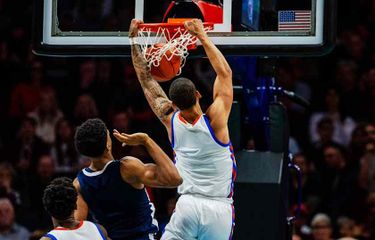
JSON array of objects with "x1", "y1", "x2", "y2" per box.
[{"x1": 137, "y1": 20, "x2": 213, "y2": 76}]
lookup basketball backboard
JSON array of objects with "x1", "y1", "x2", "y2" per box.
[{"x1": 33, "y1": 0, "x2": 336, "y2": 57}]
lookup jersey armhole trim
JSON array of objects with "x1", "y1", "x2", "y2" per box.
[
  {"x1": 94, "y1": 223, "x2": 106, "y2": 240},
  {"x1": 171, "y1": 111, "x2": 178, "y2": 148},
  {"x1": 203, "y1": 115, "x2": 231, "y2": 147},
  {"x1": 45, "y1": 233, "x2": 58, "y2": 240}
]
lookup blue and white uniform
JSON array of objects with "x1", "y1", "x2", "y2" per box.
[
  {"x1": 77, "y1": 160, "x2": 158, "y2": 240},
  {"x1": 45, "y1": 221, "x2": 104, "y2": 240},
  {"x1": 162, "y1": 112, "x2": 237, "y2": 240}
]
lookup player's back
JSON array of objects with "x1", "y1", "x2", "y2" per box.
[
  {"x1": 171, "y1": 111, "x2": 237, "y2": 203},
  {"x1": 77, "y1": 160, "x2": 158, "y2": 240},
  {"x1": 45, "y1": 221, "x2": 104, "y2": 240}
]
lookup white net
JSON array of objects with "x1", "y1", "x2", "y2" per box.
[{"x1": 137, "y1": 25, "x2": 199, "y2": 76}]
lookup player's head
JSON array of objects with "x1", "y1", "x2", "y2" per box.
[
  {"x1": 169, "y1": 77, "x2": 201, "y2": 111},
  {"x1": 43, "y1": 177, "x2": 77, "y2": 221},
  {"x1": 74, "y1": 118, "x2": 112, "y2": 158}
]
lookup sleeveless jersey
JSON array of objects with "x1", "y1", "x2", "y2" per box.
[
  {"x1": 76, "y1": 160, "x2": 158, "y2": 240},
  {"x1": 171, "y1": 111, "x2": 237, "y2": 203},
  {"x1": 45, "y1": 221, "x2": 104, "y2": 240}
]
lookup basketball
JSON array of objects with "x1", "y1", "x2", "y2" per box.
[{"x1": 146, "y1": 43, "x2": 181, "y2": 82}]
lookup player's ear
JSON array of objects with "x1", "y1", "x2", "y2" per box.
[
  {"x1": 106, "y1": 130, "x2": 112, "y2": 151},
  {"x1": 196, "y1": 91, "x2": 202, "y2": 99}
]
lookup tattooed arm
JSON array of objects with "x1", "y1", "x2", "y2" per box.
[{"x1": 129, "y1": 19, "x2": 173, "y2": 126}]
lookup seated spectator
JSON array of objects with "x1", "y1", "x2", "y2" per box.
[
  {"x1": 0, "y1": 197, "x2": 30, "y2": 240},
  {"x1": 28, "y1": 90, "x2": 64, "y2": 145},
  {"x1": 51, "y1": 119, "x2": 78, "y2": 174},
  {"x1": 319, "y1": 145, "x2": 358, "y2": 220},
  {"x1": 358, "y1": 66, "x2": 375, "y2": 121},
  {"x1": 350, "y1": 123, "x2": 372, "y2": 162},
  {"x1": 73, "y1": 94, "x2": 99, "y2": 125},
  {"x1": 0, "y1": 163, "x2": 21, "y2": 207},
  {"x1": 9, "y1": 61, "x2": 52, "y2": 120},
  {"x1": 5, "y1": 117, "x2": 50, "y2": 172},
  {"x1": 308, "y1": 117, "x2": 342, "y2": 171},
  {"x1": 337, "y1": 216, "x2": 356, "y2": 239},
  {"x1": 366, "y1": 123, "x2": 375, "y2": 141},
  {"x1": 290, "y1": 153, "x2": 321, "y2": 213},
  {"x1": 358, "y1": 140, "x2": 375, "y2": 192},
  {"x1": 309, "y1": 88, "x2": 356, "y2": 146},
  {"x1": 111, "y1": 111, "x2": 131, "y2": 160},
  {"x1": 27, "y1": 155, "x2": 56, "y2": 231},
  {"x1": 311, "y1": 213, "x2": 333, "y2": 240}
]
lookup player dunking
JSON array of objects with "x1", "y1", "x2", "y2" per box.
[
  {"x1": 130, "y1": 19, "x2": 236, "y2": 239},
  {"x1": 73, "y1": 118, "x2": 182, "y2": 240}
]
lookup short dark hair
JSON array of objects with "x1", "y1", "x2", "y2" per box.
[
  {"x1": 43, "y1": 177, "x2": 77, "y2": 220},
  {"x1": 75, "y1": 118, "x2": 108, "y2": 158},
  {"x1": 169, "y1": 78, "x2": 197, "y2": 110}
]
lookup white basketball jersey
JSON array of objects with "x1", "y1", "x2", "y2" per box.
[
  {"x1": 171, "y1": 111, "x2": 237, "y2": 203},
  {"x1": 45, "y1": 221, "x2": 105, "y2": 240}
]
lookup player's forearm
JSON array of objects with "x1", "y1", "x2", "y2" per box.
[
  {"x1": 131, "y1": 44, "x2": 173, "y2": 121},
  {"x1": 143, "y1": 136, "x2": 182, "y2": 185},
  {"x1": 199, "y1": 36, "x2": 232, "y2": 79}
]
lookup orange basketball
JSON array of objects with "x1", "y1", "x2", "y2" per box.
[{"x1": 147, "y1": 43, "x2": 181, "y2": 82}]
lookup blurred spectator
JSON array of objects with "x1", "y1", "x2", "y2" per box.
[
  {"x1": 358, "y1": 66, "x2": 375, "y2": 121},
  {"x1": 292, "y1": 204, "x2": 313, "y2": 239},
  {"x1": 365, "y1": 192, "x2": 375, "y2": 239},
  {"x1": 5, "y1": 117, "x2": 49, "y2": 171},
  {"x1": 358, "y1": 139, "x2": 375, "y2": 192},
  {"x1": 309, "y1": 88, "x2": 356, "y2": 146},
  {"x1": 111, "y1": 111, "x2": 131, "y2": 160},
  {"x1": 366, "y1": 123, "x2": 375, "y2": 140},
  {"x1": 93, "y1": 60, "x2": 113, "y2": 117},
  {"x1": 27, "y1": 154, "x2": 56, "y2": 231},
  {"x1": 28, "y1": 90, "x2": 64, "y2": 145},
  {"x1": 9, "y1": 61, "x2": 51, "y2": 119},
  {"x1": 79, "y1": 60, "x2": 97, "y2": 92},
  {"x1": 337, "y1": 216, "x2": 356, "y2": 239},
  {"x1": 319, "y1": 145, "x2": 358, "y2": 220},
  {"x1": 334, "y1": 60, "x2": 361, "y2": 118},
  {"x1": 308, "y1": 117, "x2": 340, "y2": 171},
  {"x1": 51, "y1": 119, "x2": 78, "y2": 174},
  {"x1": 350, "y1": 123, "x2": 372, "y2": 162},
  {"x1": 311, "y1": 213, "x2": 333, "y2": 240},
  {"x1": 0, "y1": 197, "x2": 29, "y2": 240},
  {"x1": 0, "y1": 163, "x2": 21, "y2": 207},
  {"x1": 73, "y1": 94, "x2": 99, "y2": 125},
  {"x1": 290, "y1": 153, "x2": 321, "y2": 213}
]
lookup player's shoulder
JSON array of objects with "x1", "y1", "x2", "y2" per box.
[{"x1": 119, "y1": 156, "x2": 144, "y2": 174}]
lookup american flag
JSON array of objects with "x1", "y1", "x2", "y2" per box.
[{"x1": 278, "y1": 10, "x2": 312, "y2": 32}]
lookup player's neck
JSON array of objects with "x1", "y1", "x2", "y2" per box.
[
  {"x1": 53, "y1": 216, "x2": 80, "y2": 229},
  {"x1": 89, "y1": 152, "x2": 114, "y2": 171},
  {"x1": 180, "y1": 105, "x2": 203, "y2": 124}
]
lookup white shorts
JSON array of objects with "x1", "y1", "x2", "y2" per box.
[{"x1": 161, "y1": 195, "x2": 234, "y2": 240}]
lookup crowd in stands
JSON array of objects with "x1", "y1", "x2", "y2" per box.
[{"x1": 0, "y1": 0, "x2": 375, "y2": 239}]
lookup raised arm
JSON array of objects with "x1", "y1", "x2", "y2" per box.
[
  {"x1": 129, "y1": 19, "x2": 173, "y2": 126},
  {"x1": 185, "y1": 19, "x2": 233, "y2": 141},
  {"x1": 114, "y1": 130, "x2": 182, "y2": 188}
]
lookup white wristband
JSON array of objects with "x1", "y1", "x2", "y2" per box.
[{"x1": 129, "y1": 37, "x2": 139, "y2": 45}]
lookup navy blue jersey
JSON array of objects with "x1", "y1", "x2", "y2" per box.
[{"x1": 77, "y1": 160, "x2": 158, "y2": 240}]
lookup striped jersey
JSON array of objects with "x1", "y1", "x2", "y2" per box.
[{"x1": 170, "y1": 111, "x2": 237, "y2": 203}]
